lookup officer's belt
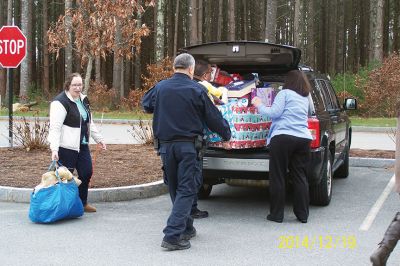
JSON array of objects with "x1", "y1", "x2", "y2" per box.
[{"x1": 159, "y1": 137, "x2": 195, "y2": 144}]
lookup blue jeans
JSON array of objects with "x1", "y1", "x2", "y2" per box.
[
  {"x1": 159, "y1": 142, "x2": 202, "y2": 242},
  {"x1": 58, "y1": 145, "x2": 93, "y2": 205}
]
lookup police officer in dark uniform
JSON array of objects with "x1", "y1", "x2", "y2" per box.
[{"x1": 142, "y1": 53, "x2": 231, "y2": 251}]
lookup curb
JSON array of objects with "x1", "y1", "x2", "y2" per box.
[
  {"x1": 352, "y1": 126, "x2": 396, "y2": 133},
  {"x1": 0, "y1": 180, "x2": 168, "y2": 203},
  {"x1": 349, "y1": 157, "x2": 395, "y2": 168},
  {"x1": 0, "y1": 157, "x2": 395, "y2": 203}
]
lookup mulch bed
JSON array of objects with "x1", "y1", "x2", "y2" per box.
[
  {"x1": 0, "y1": 145, "x2": 395, "y2": 188},
  {"x1": 0, "y1": 144, "x2": 162, "y2": 188}
]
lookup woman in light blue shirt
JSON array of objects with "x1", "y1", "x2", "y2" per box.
[{"x1": 252, "y1": 70, "x2": 312, "y2": 224}]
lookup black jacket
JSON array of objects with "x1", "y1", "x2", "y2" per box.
[{"x1": 141, "y1": 73, "x2": 231, "y2": 141}]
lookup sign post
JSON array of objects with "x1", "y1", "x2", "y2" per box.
[{"x1": 0, "y1": 26, "x2": 27, "y2": 147}]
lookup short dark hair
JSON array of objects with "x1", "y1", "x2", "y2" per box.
[
  {"x1": 283, "y1": 70, "x2": 311, "y2": 97},
  {"x1": 64, "y1": 73, "x2": 82, "y2": 91},
  {"x1": 194, "y1": 59, "x2": 210, "y2": 77}
]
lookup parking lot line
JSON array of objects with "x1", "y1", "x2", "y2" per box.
[{"x1": 359, "y1": 174, "x2": 395, "y2": 231}]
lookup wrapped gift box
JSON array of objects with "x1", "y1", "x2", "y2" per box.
[{"x1": 205, "y1": 102, "x2": 271, "y2": 149}]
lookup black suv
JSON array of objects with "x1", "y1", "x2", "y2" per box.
[{"x1": 182, "y1": 41, "x2": 356, "y2": 206}]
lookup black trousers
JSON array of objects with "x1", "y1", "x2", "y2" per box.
[
  {"x1": 269, "y1": 134, "x2": 311, "y2": 220},
  {"x1": 58, "y1": 145, "x2": 93, "y2": 205},
  {"x1": 159, "y1": 142, "x2": 201, "y2": 242}
]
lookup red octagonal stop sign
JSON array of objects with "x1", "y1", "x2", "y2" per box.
[{"x1": 0, "y1": 26, "x2": 27, "y2": 68}]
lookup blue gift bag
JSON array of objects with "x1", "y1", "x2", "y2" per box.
[{"x1": 29, "y1": 162, "x2": 84, "y2": 223}]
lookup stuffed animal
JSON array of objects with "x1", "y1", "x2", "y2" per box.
[{"x1": 34, "y1": 167, "x2": 82, "y2": 193}]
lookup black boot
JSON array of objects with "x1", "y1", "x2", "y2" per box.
[{"x1": 370, "y1": 212, "x2": 400, "y2": 266}]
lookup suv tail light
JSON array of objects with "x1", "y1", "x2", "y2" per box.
[{"x1": 308, "y1": 118, "x2": 320, "y2": 149}]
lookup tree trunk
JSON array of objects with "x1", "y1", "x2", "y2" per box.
[
  {"x1": 259, "y1": 0, "x2": 266, "y2": 41},
  {"x1": 335, "y1": 0, "x2": 344, "y2": 74},
  {"x1": 293, "y1": 0, "x2": 301, "y2": 47},
  {"x1": 19, "y1": 0, "x2": 33, "y2": 104},
  {"x1": 120, "y1": 59, "x2": 124, "y2": 98},
  {"x1": 306, "y1": 0, "x2": 315, "y2": 68},
  {"x1": 205, "y1": 0, "x2": 212, "y2": 42},
  {"x1": 135, "y1": 0, "x2": 143, "y2": 89},
  {"x1": 173, "y1": 0, "x2": 179, "y2": 57},
  {"x1": 198, "y1": 0, "x2": 203, "y2": 43},
  {"x1": 217, "y1": 0, "x2": 223, "y2": 41},
  {"x1": 113, "y1": 20, "x2": 122, "y2": 103},
  {"x1": 83, "y1": 56, "x2": 93, "y2": 95},
  {"x1": 382, "y1": 0, "x2": 390, "y2": 57},
  {"x1": 327, "y1": 0, "x2": 337, "y2": 75},
  {"x1": 95, "y1": 56, "x2": 101, "y2": 83},
  {"x1": 370, "y1": 0, "x2": 384, "y2": 62},
  {"x1": 228, "y1": 0, "x2": 235, "y2": 41},
  {"x1": 243, "y1": 0, "x2": 247, "y2": 40},
  {"x1": 155, "y1": 0, "x2": 165, "y2": 62},
  {"x1": 65, "y1": 0, "x2": 73, "y2": 78},
  {"x1": 190, "y1": 0, "x2": 198, "y2": 45},
  {"x1": 359, "y1": 0, "x2": 370, "y2": 66},
  {"x1": 394, "y1": 0, "x2": 400, "y2": 53},
  {"x1": 265, "y1": 0, "x2": 277, "y2": 43},
  {"x1": 43, "y1": 0, "x2": 50, "y2": 99}
]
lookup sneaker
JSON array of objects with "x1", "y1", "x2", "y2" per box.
[
  {"x1": 84, "y1": 204, "x2": 97, "y2": 213},
  {"x1": 191, "y1": 208, "x2": 209, "y2": 219},
  {"x1": 161, "y1": 239, "x2": 191, "y2": 251},
  {"x1": 181, "y1": 227, "x2": 197, "y2": 240}
]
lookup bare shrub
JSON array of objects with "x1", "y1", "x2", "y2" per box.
[
  {"x1": 11, "y1": 116, "x2": 49, "y2": 151},
  {"x1": 89, "y1": 80, "x2": 117, "y2": 111},
  {"x1": 121, "y1": 57, "x2": 174, "y2": 110},
  {"x1": 360, "y1": 54, "x2": 400, "y2": 117},
  {"x1": 128, "y1": 119, "x2": 153, "y2": 145}
]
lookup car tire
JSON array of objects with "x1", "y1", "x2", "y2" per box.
[
  {"x1": 198, "y1": 184, "x2": 213, "y2": 199},
  {"x1": 334, "y1": 146, "x2": 349, "y2": 178},
  {"x1": 310, "y1": 151, "x2": 332, "y2": 206}
]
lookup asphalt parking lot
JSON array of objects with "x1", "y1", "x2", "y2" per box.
[{"x1": 1, "y1": 166, "x2": 399, "y2": 266}]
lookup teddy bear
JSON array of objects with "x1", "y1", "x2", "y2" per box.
[{"x1": 34, "y1": 166, "x2": 82, "y2": 193}]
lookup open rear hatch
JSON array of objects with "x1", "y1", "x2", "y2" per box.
[{"x1": 181, "y1": 41, "x2": 301, "y2": 74}]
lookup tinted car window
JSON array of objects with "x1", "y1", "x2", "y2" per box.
[
  {"x1": 315, "y1": 80, "x2": 332, "y2": 110},
  {"x1": 325, "y1": 82, "x2": 340, "y2": 110}
]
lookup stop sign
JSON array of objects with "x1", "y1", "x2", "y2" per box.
[{"x1": 0, "y1": 26, "x2": 27, "y2": 68}]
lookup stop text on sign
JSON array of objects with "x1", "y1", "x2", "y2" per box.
[
  {"x1": 0, "y1": 39, "x2": 25, "y2": 55},
  {"x1": 0, "y1": 26, "x2": 27, "y2": 68}
]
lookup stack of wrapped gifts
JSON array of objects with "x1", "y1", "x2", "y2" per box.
[{"x1": 205, "y1": 79, "x2": 277, "y2": 149}]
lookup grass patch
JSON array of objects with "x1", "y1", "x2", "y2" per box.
[{"x1": 350, "y1": 116, "x2": 396, "y2": 127}]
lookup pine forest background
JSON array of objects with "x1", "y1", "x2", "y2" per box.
[{"x1": 0, "y1": 0, "x2": 399, "y2": 116}]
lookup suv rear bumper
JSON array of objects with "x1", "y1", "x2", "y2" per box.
[{"x1": 202, "y1": 147, "x2": 326, "y2": 185}]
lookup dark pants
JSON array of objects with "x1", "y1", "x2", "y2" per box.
[
  {"x1": 159, "y1": 142, "x2": 201, "y2": 242},
  {"x1": 58, "y1": 145, "x2": 93, "y2": 205},
  {"x1": 269, "y1": 134, "x2": 311, "y2": 221}
]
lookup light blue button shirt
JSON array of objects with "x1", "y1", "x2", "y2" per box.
[
  {"x1": 74, "y1": 99, "x2": 89, "y2": 144},
  {"x1": 257, "y1": 89, "x2": 312, "y2": 144}
]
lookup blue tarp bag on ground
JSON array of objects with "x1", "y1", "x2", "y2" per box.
[{"x1": 29, "y1": 161, "x2": 84, "y2": 223}]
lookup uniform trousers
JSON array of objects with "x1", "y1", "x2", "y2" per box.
[
  {"x1": 268, "y1": 134, "x2": 311, "y2": 221},
  {"x1": 58, "y1": 145, "x2": 93, "y2": 205},
  {"x1": 159, "y1": 141, "x2": 201, "y2": 242}
]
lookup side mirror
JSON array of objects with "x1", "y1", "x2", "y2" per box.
[{"x1": 344, "y1": 98, "x2": 357, "y2": 110}]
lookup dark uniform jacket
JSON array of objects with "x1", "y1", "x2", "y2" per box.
[{"x1": 141, "y1": 73, "x2": 231, "y2": 141}]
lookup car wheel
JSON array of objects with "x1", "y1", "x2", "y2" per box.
[
  {"x1": 310, "y1": 151, "x2": 332, "y2": 206},
  {"x1": 198, "y1": 184, "x2": 213, "y2": 199},
  {"x1": 334, "y1": 145, "x2": 349, "y2": 178}
]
